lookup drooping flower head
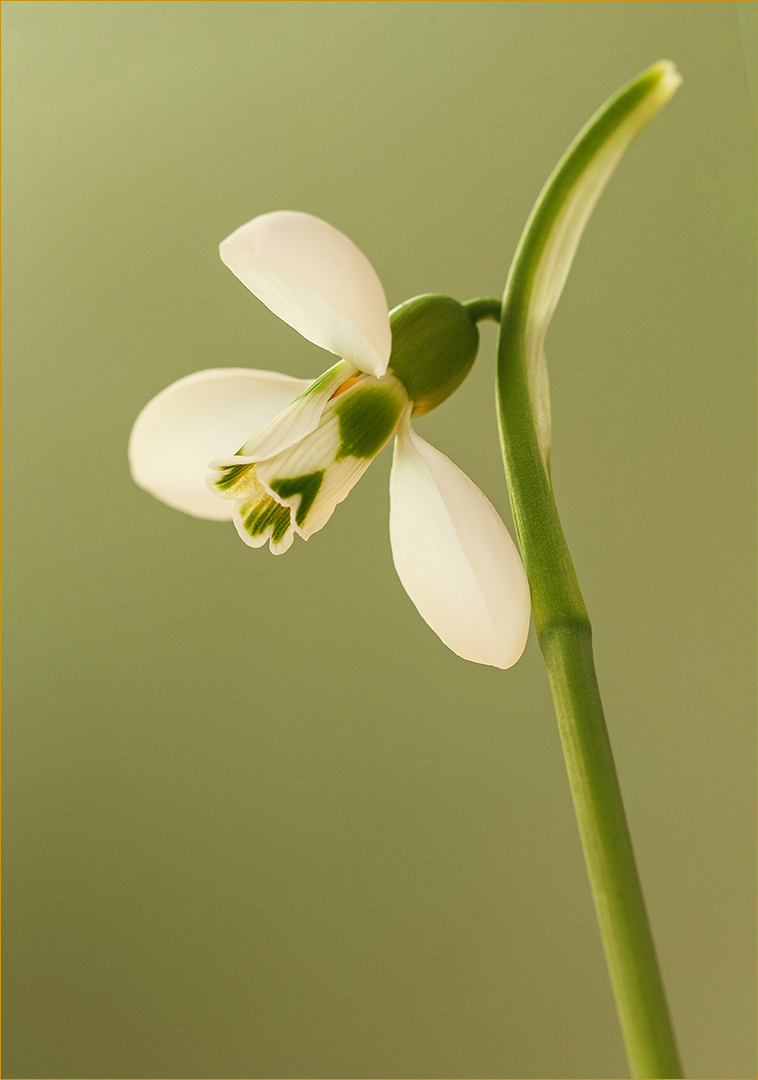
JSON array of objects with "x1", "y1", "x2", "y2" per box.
[{"x1": 129, "y1": 212, "x2": 531, "y2": 668}]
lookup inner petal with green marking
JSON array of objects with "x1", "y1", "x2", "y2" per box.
[
  {"x1": 269, "y1": 472, "x2": 325, "y2": 528},
  {"x1": 237, "y1": 495, "x2": 293, "y2": 551},
  {"x1": 334, "y1": 383, "x2": 406, "y2": 460},
  {"x1": 257, "y1": 371, "x2": 408, "y2": 543},
  {"x1": 209, "y1": 369, "x2": 409, "y2": 553},
  {"x1": 211, "y1": 460, "x2": 263, "y2": 500}
]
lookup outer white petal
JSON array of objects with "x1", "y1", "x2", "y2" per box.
[
  {"x1": 129, "y1": 368, "x2": 311, "y2": 520},
  {"x1": 389, "y1": 413, "x2": 531, "y2": 669},
  {"x1": 219, "y1": 211, "x2": 392, "y2": 378}
]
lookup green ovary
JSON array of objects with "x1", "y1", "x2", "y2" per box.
[
  {"x1": 388, "y1": 295, "x2": 479, "y2": 416},
  {"x1": 334, "y1": 384, "x2": 404, "y2": 461}
]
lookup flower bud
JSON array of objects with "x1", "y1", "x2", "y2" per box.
[{"x1": 388, "y1": 295, "x2": 479, "y2": 416}]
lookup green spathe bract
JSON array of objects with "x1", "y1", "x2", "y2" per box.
[
  {"x1": 502, "y1": 59, "x2": 682, "y2": 470},
  {"x1": 389, "y1": 295, "x2": 479, "y2": 416},
  {"x1": 334, "y1": 382, "x2": 405, "y2": 460}
]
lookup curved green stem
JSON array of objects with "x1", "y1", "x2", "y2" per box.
[
  {"x1": 494, "y1": 62, "x2": 683, "y2": 1079},
  {"x1": 463, "y1": 296, "x2": 502, "y2": 323},
  {"x1": 499, "y1": 335, "x2": 681, "y2": 1078},
  {"x1": 497, "y1": 322, "x2": 682, "y2": 1079}
]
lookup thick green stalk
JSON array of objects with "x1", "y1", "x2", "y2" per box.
[
  {"x1": 497, "y1": 329, "x2": 681, "y2": 1077},
  {"x1": 487, "y1": 58, "x2": 683, "y2": 1079}
]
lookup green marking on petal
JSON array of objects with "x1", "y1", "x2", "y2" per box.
[
  {"x1": 270, "y1": 471, "x2": 325, "y2": 528},
  {"x1": 241, "y1": 496, "x2": 292, "y2": 543},
  {"x1": 334, "y1": 384, "x2": 403, "y2": 461},
  {"x1": 214, "y1": 462, "x2": 255, "y2": 491}
]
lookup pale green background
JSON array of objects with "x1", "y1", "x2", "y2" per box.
[{"x1": 2, "y1": 3, "x2": 755, "y2": 1078}]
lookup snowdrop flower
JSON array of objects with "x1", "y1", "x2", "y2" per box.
[{"x1": 129, "y1": 212, "x2": 531, "y2": 668}]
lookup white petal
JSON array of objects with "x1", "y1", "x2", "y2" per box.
[
  {"x1": 129, "y1": 368, "x2": 311, "y2": 520},
  {"x1": 389, "y1": 413, "x2": 531, "y2": 669},
  {"x1": 219, "y1": 211, "x2": 392, "y2": 378},
  {"x1": 253, "y1": 371, "x2": 407, "y2": 546},
  {"x1": 206, "y1": 359, "x2": 360, "y2": 506},
  {"x1": 235, "y1": 359, "x2": 355, "y2": 460},
  {"x1": 256, "y1": 415, "x2": 375, "y2": 542},
  {"x1": 213, "y1": 372, "x2": 407, "y2": 554}
]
